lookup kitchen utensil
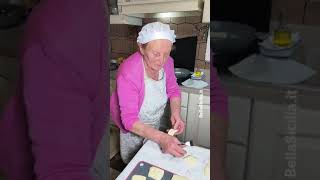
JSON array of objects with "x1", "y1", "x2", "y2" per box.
[
  {"x1": 174, "y1": 68, "x2": 191, "y2": 78},
  {"x1": 259, "y1": 32, "x2": 301, "y2": 58},
  {"x1": 181, "y1": 79, "x2": 208, "y2": 89},
  {"x1": 174, "y1": 68, "x2": 192, "y2": 85},
  {"x1": 273, "y1": 12, "x2": 292, "y2": 47},
  {"x1": 211, "y1": 21, "x2": 258, "y2": 73}
]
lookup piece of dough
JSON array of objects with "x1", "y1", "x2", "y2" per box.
[
  {"x1": 148, "y1": 166, "x2": 164, "y2": 180},
  {"x1": 183, "y1": 155, "x2": 198, "y2": 167},
  {"x1": 132, "y1": 175, "x2": 147, "y2": 180},
  {"x1": 204, "y1": 162, "x2": 210, "y2": 177},
  {"x1": 168, "y1": 129, "x2": 177, "y2": 136},
  {"x1": 171, "y1": 174, "x2": 189, "y2": 180}
]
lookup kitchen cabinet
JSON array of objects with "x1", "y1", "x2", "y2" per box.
[
  {"x1": 180, "y1": 91, "x2": 189, "y2": 139},
  {"x1": 226, "y1": 96, "x2": 252, "y2": 180},
  {"x1": 117, "y1": 0, "x2": 203, "y2": 17},
  {"x1": 161, "y1": 90, "x2": 210, "y2": 147},
  {"x1": 178, "y1": 106, "x2": 187, "y2": 141},
  {"x1": 185, "y1": 93, "x2": 210, "y2": 148},
  {"x1": 226, "y1": 143, "x2": 247, "y2": 180},
  {"x1": 247, "y1": 100, "x2": 320, "y2": 180},
  {"x1": 227, "y1": 96, "x2": 251, "y2": 145},
  {"x1": 202, "y1": 0, "x2": 209, "y2": 23},
  {"x1": 161, "y1": 92, "x2": 188, "y2": 141}
]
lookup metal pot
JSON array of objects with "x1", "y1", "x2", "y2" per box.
[
  {"x1": 174, "y1": 68, "x2": 192, "y2": 85},
  {"x1": 0, "y1": 3, "x2": 26, "y2": 29},
  {"x1": 211, "y1": 21, "x2": 258, "y2": 73}
]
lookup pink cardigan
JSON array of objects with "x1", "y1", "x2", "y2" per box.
[{"x1": 110, "y1": 52, "x2": 181, "y2": 133}]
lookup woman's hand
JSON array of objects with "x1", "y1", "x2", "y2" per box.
[
  {"x1": 159, "y1": 133, "x2": 186, "y2": 157},
  {"x1": 170, "y1": 112, "x2": 185, "y2": 134}
]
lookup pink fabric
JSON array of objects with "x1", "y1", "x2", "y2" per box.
[
  {"x1": 110, "y1": 52, "x2": 181, "y2": 132},
  {"x1": 211, "y1": 50, "x2": 229, "y2": 121}
]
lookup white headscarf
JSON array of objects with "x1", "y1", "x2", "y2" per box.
[{"x1": 137, "y1": 22, "x2": 176, "y2": 44}]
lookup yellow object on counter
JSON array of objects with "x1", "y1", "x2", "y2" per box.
[
  {"x1": 117, "y1": 57, "x2": 125, "y2": 64},
  {"x1": 194, "y1": 71, "x2": 202, "y2": 77},
  {"x1": 273, "y1": 29, "x2": 292, "y2": 47}
]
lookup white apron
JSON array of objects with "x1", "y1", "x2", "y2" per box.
[{"x1": 120, "y1": 60, "x2": 168, "y2": 163}]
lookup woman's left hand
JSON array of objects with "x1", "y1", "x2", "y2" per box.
[{"x1": 170, "y1": 112, "x2": 185, "y2": 134}]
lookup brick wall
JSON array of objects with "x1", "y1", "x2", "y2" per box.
[{"x1": 110, "y1": 16, "x2": 210, "y2": 70}]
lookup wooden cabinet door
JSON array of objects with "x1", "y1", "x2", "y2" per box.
[
  {"x1": 228, "y1": 96, "x2": 251, "y2": 145},
  {"x1": 177, "y1": 106, "x2": 188, "y2": 142},
  {"x1": 226, "y1": 143, "x2": 246, "y2": 180},
  {"x1": 225, "y1": 96, "x2": 251, "y2": 180},
  {"x1": 196, "y1": 104, "x2": 210, "y2": 148},
  {"x1": 248, "y1": 101, "x2": 320, "y2": 180},
  {"x1": 186, "y1": 93, "x2": 210, "y2": 147}
]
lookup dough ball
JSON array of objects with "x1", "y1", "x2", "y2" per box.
[
  {"x1": 132, "y1": 175, "x2": 146, "y2": 180},
  {"x1": 168, "y1": 129, "x2": 177, "y2": 136},
  {"x1": 183, "y1": 155, "x2": 198, "y2": 167},
  {"x1": 204, "y1": 162, "x2": 210, "y2": 177},
  {"x1": 171, "y1": 174, "x2": 189, "y2": 180},
  {"x1": 148, "y1": 166, "x2": 164, "y2": 180}
]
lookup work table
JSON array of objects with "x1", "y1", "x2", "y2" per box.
[{"x1": 116, "y1": 140, "x2": 210, "y2": 180}]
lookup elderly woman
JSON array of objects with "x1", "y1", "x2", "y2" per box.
[{"x1": 110, "y1": 22, "x2": 186, "y2": 163}]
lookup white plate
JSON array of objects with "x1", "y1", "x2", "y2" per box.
[{"x1": 229, "y1": 54, "x2": 316, "y2": 85}]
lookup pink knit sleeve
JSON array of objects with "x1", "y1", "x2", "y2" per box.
[
  {"x1": 116, "y1": 74, "x2": 140, "y2": 131},
  {"x1": 165, "y1": 57, "x2": 181, "y2": 99}
]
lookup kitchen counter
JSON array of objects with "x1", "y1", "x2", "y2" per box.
[
  {"x1": 179, "y1": 69, "x2": 210, "y2": 96},
  {"x1": 218, "y1": 49, "x2": 320, "y2": 110}
]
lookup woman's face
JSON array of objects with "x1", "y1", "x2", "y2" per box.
[{"x1": 139, "y1": 39, "x2": 173, "y2": 72}]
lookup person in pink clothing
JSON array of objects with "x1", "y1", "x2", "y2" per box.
[
  {"x1": 110, "y1": 22, "x2": 186, "y2": 163},
  {"x1": 211, "y1": 50, "x2": 229, "y2": 180}
]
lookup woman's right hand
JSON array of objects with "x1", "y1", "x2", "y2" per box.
[{"x1": 159, "y1": 133, "x2": 186, "y2": 157}]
